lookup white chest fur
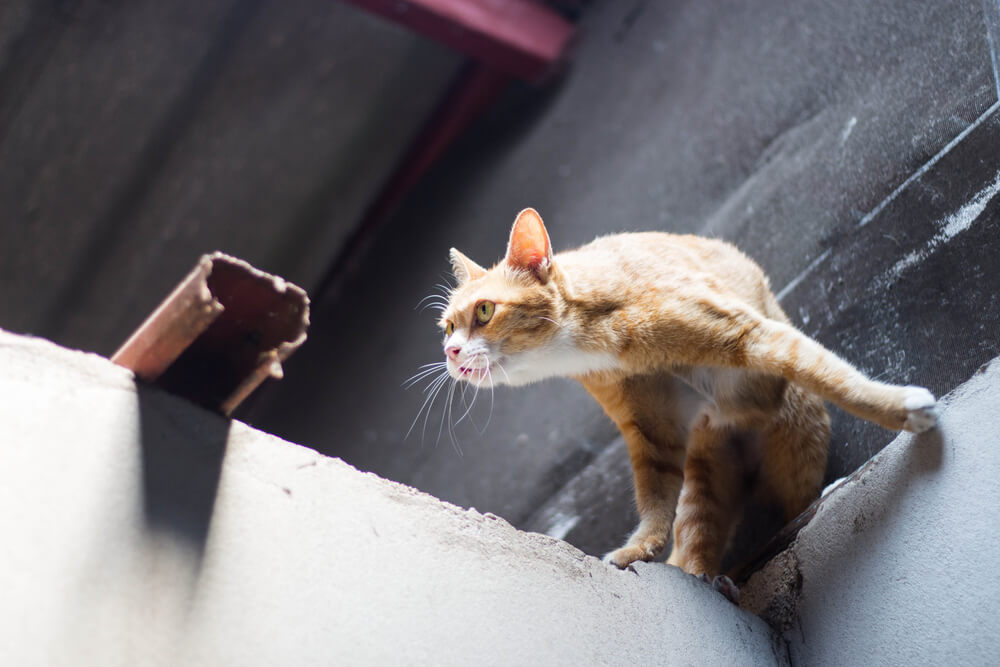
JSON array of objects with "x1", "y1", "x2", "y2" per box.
[{"x1": 501, "y1": 331, "x2": 620, "y2": 386}]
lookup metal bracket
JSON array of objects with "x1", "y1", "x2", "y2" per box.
[{"x1": 112, "y1": 252, "x2": 309, "y2": 415}]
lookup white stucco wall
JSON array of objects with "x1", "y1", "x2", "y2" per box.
[
  {"x1": 742, "y1": 356, "x2": 1000, "y2": 666},
  {"x1": 0, "y1": 330, "x2": 784, "y2": 666}
]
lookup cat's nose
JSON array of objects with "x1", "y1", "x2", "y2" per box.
[{"x1": 446, "y1": 345, "x2": 461, "y2": 360}]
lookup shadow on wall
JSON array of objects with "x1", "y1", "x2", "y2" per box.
[{"x1": 137, "y1": 383, "x2": 230, "y2": 581}]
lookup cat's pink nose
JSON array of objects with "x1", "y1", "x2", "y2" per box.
[{"x1": 446, "y1": 345, "x2": 461, "y2": 360}]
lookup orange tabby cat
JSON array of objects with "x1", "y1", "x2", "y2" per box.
[{"x1": 436, "y1": 208, "x2": 937, "y2": 581}]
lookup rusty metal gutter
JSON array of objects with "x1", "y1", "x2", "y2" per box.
[{"x1": 111, "y1": 252, "x2": 309, "y2": 415}]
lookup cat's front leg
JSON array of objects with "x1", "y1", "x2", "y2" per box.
[
  {"x1": 900, "y1": 385, "x2": 937, "y2": 432},
  {"x1": 602, "y1": 425, "x2": 686, "y2": 570},
  {"x1": 604, "y1": 515, "x2": 674, "y2": 569}
]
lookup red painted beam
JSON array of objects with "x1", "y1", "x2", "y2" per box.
[{"x1": 342, "y1": 0, "x2": 575, "y2": 83}]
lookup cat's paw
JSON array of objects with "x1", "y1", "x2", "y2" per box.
[
  {"x1": 603, "y1": 541, "x2": 662, "y2": 569},
  {"x1": 902, "y1": 385, "x2": 937, "y2": 433},
  {"x1": 698, "y1": 573, "x2": 740, "y2": 604}
]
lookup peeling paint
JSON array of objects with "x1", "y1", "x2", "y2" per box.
[
  {"x1": 888, "y1": 170, "x2": 1000, "y2": 281},
  {"x1": 983, "y1": 0, "x2": 1000, "y2": 99},
  {"x1": 858, "y1": 100, "x2": 1000, "y2": 228},
  {"x1": 839, "y1": 116, "x2": 858, "y2": 146}
]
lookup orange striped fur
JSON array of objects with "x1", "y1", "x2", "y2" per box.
[{"x1": 436, "y1": 208, "x2": 937, "y2": 576}]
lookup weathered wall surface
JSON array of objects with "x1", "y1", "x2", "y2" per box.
[
  {"x1": 3, "y1": 0, "x2": 997, "y2": 585},
  {"x1": 0, "y1": 0, "x2": 458, "y2": 355},
  {"x1": 742, "y1": 356, "x2": 1000, "y2": 665},
  {"x1": 251, "y1": 0, "x2": 1000, "y2": 568},
  {"x1": 0, "y1": 329, "x2": 784, "y2": 666}
]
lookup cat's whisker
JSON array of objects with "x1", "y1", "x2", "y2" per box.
[
  {"x1": 416, "y1": 289, "x2": 454, "y2": 314},
  {"x1": 420, "y1": 375, "x2": 455, "y2": 445},
  {"x1": 455, "y1": 381, "x2": 472, "y2": 423},
  {"x1": 421, "y1": 375, "x2": 444, "y2": 395},
  {"x1": 423, "y1": 373, "x2": 454, "y2": 442},
  {"x1": 454, "y1": 380, "x2": 470, "y2": 452},
  {"x1": 454, "y1": 378, "x2": 481, "y2": 427},
  {"x1": 456, "y1": 358, "x2": 495, "y2": 436},
  {"x1": 494, "y1": 359, "x2": 512, "y2": 384},
  {"x1": 415, "y1": 294, "x2": 445, "y2": 310},
  {"x1": 408, "y1": 362, "x2": 446, "y2": 379},
  {"x1": 417, "y1": 300, "x2": 449, "y2": 313},
  {"x1": 479, "y1": 364, "x2": 496, "y2": 435},
  {"x1": 437, "y1": 376, "x2": 454, "y2": 446},
  {"x1": 403, "y1": 362, "x2": 448, "y2": 389},
  {"x1": 421, "y1": 366, "x2": 454, "y2": 395},
  {"x1": 406, "y1": 369, "x2": 452, "y2": 441},
  {"x1": 418, "y1": 370, "x2": 451, "y2": 426},
  {"x1": 440, "y1": 379, "x2": 464, "y2": 456},
  {"x1": 404, "y1": 373, "x2": 433, "y2": 390},
  {"x1": 537, "y1": 316, "x2": 562, "y2": 328}
]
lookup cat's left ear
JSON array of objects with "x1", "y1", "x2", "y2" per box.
[
  {"x1": 505, "y1": 207, "x2": 553, "y2": 283},
  {"x1": 450, "y1": 248, "x2": 486, "y2": 285}
]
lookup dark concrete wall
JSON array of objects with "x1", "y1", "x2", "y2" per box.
[
  {"x1": 0, "y1": 0, "x2": 459, "y2": 354},
  {"x1": 251, "y1": 0, "x2": 1000, "y2": 564}
]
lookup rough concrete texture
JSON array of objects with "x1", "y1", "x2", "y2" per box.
[
  {"x1": 251, "y1": 0, "x2": 1000, "y2": 567},
  {"x1": 741, "y1": 355, "x2": 1000, "y2": 665},
  {"x1": 0, "y1": 0, "x2": 458, "y2": 354},
  {"x1": 0, "y1": 329, "x2": 785, "y2": 666}
]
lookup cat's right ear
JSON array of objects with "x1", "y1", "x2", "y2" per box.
[
  {"x1": 449, "y1": 248, "x2": 486, "y2": 285},
  {"x1": 505, "y1": 207, "x2": 553, "y2": 282}
]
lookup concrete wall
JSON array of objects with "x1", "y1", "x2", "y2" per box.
[
  {"x1": 0, "y1": 329, "x2": 784, "y2": 666},
  {"x1": 250, "y1": 0, "x2": 1000, "y2": 568},
  {"x1": 742, "y1": 356, "x2": 1000, "y2": 665},
  {"x1": 0, "y1": 1, "x2": 458, "y2": 355},
  {"x1": 4, "y1": 327, "x2": 998, "y2": 666}
]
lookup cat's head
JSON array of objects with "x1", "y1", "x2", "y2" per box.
[{"x1": 439, "y1": 208, "x2": 563, "y2": 387}]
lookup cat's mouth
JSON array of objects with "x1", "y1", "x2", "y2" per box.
[
  {"x1": 450, "y1": 358, "x2": 498, "y2": 385},
  {"x1": 458, "y1": 364, "x2": 489, "y2": 382}
]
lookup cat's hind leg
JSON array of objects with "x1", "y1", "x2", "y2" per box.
[
  {"x1": 754, "y1": 383, "x2": 830, "y2": 523},
  {"x1": 666, "y1": 422, "x2": 746, "y2": 577}
]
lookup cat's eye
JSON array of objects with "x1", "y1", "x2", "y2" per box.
[
  {"x1": 445, "y1": 321, "x2": 454, "y2": 336},
  {"x1": 475, "y1": 301, "x2": 495, "y2": 324}
]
